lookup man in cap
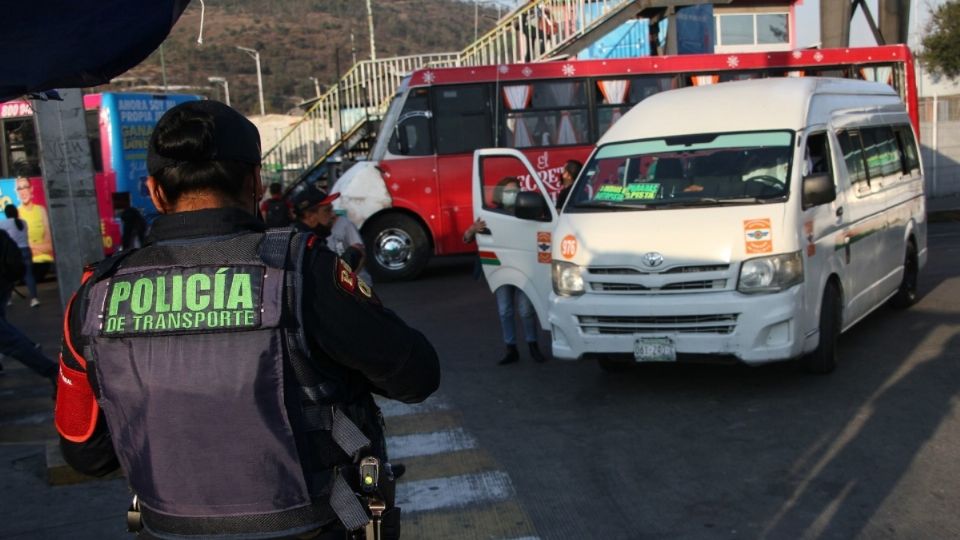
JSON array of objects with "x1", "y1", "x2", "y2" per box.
[
  {"x1": 54, "y1": 100, "x2": 440, "y2": 539},
  {"x1": 293, "y1": 184, "x2": 371, "y2": 284}
]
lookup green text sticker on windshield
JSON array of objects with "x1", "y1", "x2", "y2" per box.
[
  {"x1": 594, "y1": 185, "x2": 625, "y2": 202},
  {"x1": 625, "y1": 183, "x2": 660, "y2": 200}
]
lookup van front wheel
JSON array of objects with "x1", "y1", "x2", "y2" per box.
[{"x1": 802, "y1": 283, "x2": 840, "y2": 374}]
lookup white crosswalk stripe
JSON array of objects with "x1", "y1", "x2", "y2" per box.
[
  {"x1": 386, "y1": 428, "x2": 477, "y2": 460},
  {"x1": 377, "y1": 395, "x2": 450, "y2": 418},
  {"x1": 395, "y1": 471, "x2": 515, "y2": 513},
  {"x1": 378, "y1": 394, "x2": 538, "y2": 538}
]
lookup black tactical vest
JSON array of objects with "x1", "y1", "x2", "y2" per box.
[{"x1": 80, "y1": 230, "x2": 372, "y2": 538}]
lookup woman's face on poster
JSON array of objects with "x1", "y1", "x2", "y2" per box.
[{"x1": 15, "y1": 178, "x2": 33, "y2": 205}]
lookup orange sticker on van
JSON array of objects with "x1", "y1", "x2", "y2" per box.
[
  {"x1": 560, "y1": 235, "x2": 578, "y2": 259},
  {"x1": 744, "y1": 219, "x2": 773, "y2": 254},
  {"x1": 537, "y1": 232, "x2": 552, "y2": 264}
]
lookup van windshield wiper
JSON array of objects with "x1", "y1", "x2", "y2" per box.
[
  {"x1": 652, "y1": 196, "x2": 784, "y2": 208},
  {"x1": 572, "y1": 201, "x2": 646, "y2": 211}
]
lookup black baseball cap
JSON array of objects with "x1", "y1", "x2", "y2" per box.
[
  {"x1": 292, "y1": 183, "x2": 340, "y2": 213},
  {"x1": 147, "y1": 100, "x2": 261, "y2": 176}
]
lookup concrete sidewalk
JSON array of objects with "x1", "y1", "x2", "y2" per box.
[
  {"x1": 1, "y1": 195, "x2": 958, "y2": 539},
  {"x1": 1, "y1": 281, "x2": 131, "y2": 539}
]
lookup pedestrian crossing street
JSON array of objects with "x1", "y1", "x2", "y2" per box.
[{"x1": 378, "y1": 395, "x2": 540, "y2": 540}]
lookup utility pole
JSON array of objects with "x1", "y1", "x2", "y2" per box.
[
  {"x1": 475, "y1": 1, "x2": 480, "y2": 41},
  {"x1": 236, "y1": 46, "x2": 265, "y2": 116},
  {"x1": 309, "y1": 76, "x2": 321, "y2": 98},
  {"x1": 159, "y1": 44, "x2": 169, "y2": 91},
  {"x1": 365, "y1": 0, "x2": 377, "y2": 61},
  {"x1": 335, "y1": 48, "x2": 344, "y2": 140},
  {"x1": 351, "y1": 32, "x2": 358, "y2": 66},
  {"x1": 31, "y1": 90, "x2": 104, "y2": 308}
]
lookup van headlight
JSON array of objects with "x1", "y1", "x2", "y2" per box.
[
  {"x1": 552, "y1": 261, "x2": 585, "y2": 296},
  {"x1": 737, "y1": 252, "x2": 803, "y2": 294}
]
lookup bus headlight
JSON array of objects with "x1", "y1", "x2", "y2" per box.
[
  {"x1": 737, "y1": 252, "x2": 803, "y2": 294},
  {"x1": 552, "y1": 261, "x2": 585, "y2": 296}
]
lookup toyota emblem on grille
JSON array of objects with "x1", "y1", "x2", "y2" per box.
[{"x1": 642, "y1": 252, "x2": 664, "y2": 267}]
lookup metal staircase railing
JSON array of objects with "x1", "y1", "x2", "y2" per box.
[
  {"x1": 261, "y1": 52, "x2": 461, "y2": 184},
  {"x1": 262, "y1": 0, "x2": 641, "y2": 185}
]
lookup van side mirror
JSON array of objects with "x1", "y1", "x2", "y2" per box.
[
  {"x1": 515, "y1": 191, "x2": 550, "y2": 221},
  {"x1": 802, "y1": 173, "x2": 836, "y2": 209}
]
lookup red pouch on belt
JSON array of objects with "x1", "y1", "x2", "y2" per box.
[{"x1": 54, "y1": 359, "x2": 100, "y2": 443}]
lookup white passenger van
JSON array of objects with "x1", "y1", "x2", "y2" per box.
[{"x1": 471, "y1": 78, "x2": 926, "y2": 373}]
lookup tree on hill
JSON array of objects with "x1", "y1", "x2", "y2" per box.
[{"x1": 920, "y1": 1, "x2": 960, "y2": 79}]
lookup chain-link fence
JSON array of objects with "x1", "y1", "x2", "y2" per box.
[{"x1": 918, "y1": 95, "x2": 960, "y2": 198}]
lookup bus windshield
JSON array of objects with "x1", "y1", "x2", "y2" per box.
[{"x1": 567, "y1": 130, "x2": 794, "y2": 211}]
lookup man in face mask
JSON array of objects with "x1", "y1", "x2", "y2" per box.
[{"x1": 493, "y1": 177, "x2": 521, "y2": 212}]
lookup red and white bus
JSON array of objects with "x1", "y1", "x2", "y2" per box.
[
  {"x1": 331, "y1": 44, "x2": 919, "y2": 280},
  {"x1": 0, "y1": 93, "x2": 200, "y2": 271}
]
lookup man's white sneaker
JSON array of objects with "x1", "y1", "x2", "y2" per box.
[{"x1": 30, "y1": 298, "x2": 40, "y2": 308}]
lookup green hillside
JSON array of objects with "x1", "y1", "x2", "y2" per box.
[{"x1": 96, "y1": 0, "x2": 501, "y2": 115}]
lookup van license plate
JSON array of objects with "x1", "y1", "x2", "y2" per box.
[{"x1": 634, "y1": 337, "x2": 676, "y2": 362}]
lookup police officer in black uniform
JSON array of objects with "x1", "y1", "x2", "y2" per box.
[{"x1": 54, "y1": 100, "x2": 440, "y2": 539}]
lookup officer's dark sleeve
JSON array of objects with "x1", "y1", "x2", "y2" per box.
[
  {"x1": 56, "y1": 282, "x2": 120, "y2": 477},
  {"x1": 302, "y1": 247, "x2": 440, "y2": 403}
]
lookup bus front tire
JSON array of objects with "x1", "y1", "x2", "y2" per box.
[
  {"x1": 363, "y1": 213, "x2": 431, "y2": 282},
  {"x1": 802, "y1": 282, "x2": 840, "y2": 374}
]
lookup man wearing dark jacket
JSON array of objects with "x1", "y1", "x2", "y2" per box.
[{"x1": 54, "y1": 101, "x2": 440, "y2": 539}]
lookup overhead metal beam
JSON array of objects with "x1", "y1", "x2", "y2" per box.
[
  {"x1": 879, "y1": 0, "x2": 911, "y2": 44},
  {"x1": 820, "y1": 0, "x2": 854, "y2": 48},
  {"x1": 821, "y1": 0, "x2": 911, "y2": 48}
]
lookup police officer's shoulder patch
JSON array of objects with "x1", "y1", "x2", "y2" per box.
[{"x1": 334, "y1": 258, "x2": 379, "y2": 305}]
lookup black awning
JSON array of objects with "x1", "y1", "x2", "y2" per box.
[{"x1": 0, "y1": 0, "x2": 190, "y2": 102}]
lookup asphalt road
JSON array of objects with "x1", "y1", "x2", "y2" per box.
[
  {"x1": 375, "y1": 220, "x2": 960, "y2": 540},
  {"x1": 2, "y1": 222, "x2": 957, "y2": 540}
]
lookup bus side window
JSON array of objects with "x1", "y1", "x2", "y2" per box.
[
  {"x1": 3, "y1": 118, "x2": 39, "y2": 174},
  {"x1": 388, "y1": 88, "x2": 433, "y2": 156},
  {"x1": 86, "y1": 109, "x2": 103, "y2": 173},
  {"x1": 501, "y1": 80, "x2": 589, "y2": 149},
  {"x1": 434, "y1": 85, "x2": 492, "y2": 155}
]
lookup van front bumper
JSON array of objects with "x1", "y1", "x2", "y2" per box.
[{"x1": 548, "y1": 286, "x2": 809, "y2": 365}]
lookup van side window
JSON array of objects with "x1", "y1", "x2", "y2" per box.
[
  {"x1": 804, "y1": 132, "x2": 832, "y2": 177},
  {"x1": 895, "y1": 125, "x2": 920, "y2": 174},
  {"x1": 861, "y1": 126, "x2": 901, "y2": 180},
  {"x1": 836, "y1": 130, "x2": 869, "y2": 187},
  {"x1": 388, "y1": 88, "x2": 433, "y2": 156},
  {"x1": 434, "y1": 84, "x2": 493, "y2": 155}
]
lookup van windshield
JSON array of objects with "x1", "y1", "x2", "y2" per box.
[{"x1": 567, "y1": 130, "x2": 794, "y2": 211}]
